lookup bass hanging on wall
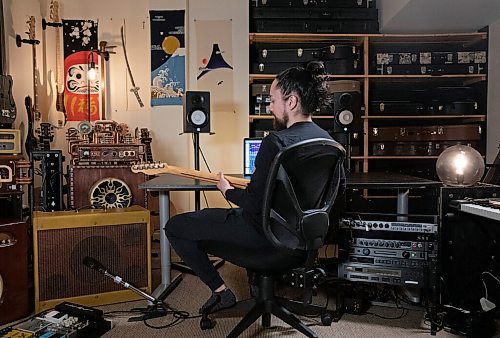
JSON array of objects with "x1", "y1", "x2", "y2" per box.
[{"x1": 0, "y1": 0, "x2": 17, "y2": 128}]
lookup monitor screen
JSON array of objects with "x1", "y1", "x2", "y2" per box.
[{"x1": 243, "y1": 138, "x2": 263, "y2": 176}]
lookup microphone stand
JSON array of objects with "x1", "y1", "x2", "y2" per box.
[{"x1": 84, "y1": 259, "x2": 168, "y2": 321}]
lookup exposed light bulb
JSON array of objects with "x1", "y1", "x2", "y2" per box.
[
  {"x1": 453, "y1": 152, "x2": 467, "y2": 175},
  {"x1": 88, "y1": 66, "x2": 97, "y2": 81}
]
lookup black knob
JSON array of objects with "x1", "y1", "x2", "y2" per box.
[
  {"x1": 402, "y1": 251, "x2": 410, "y2": 259},
  {"x1": 362, "y1": 248, "x2": 370, "y2": 255}
]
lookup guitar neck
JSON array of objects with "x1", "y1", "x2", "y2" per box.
[
  {"x1": 161, "y1": 165, "x2": 249, "y2": 189},
  {"x1": 32, "y1": 40, "x2": 39, "y2": 118}
]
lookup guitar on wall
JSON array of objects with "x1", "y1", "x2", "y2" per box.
[
  {"x1": 131, "y1": 162, "x2": 249, "y2": 189},
  {"x1": 16, "y1": 16, "x2": 40, "y2": 155},
  {"x1": 45, "y1": 0, "x2": 66, "y2": 128},
  {"x1": 0, "y1": 0, "x2": 17, "y2": 128}
]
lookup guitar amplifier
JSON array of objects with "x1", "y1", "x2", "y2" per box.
[
  {"x1": 32, "y1": 206, "x2": 151, "y2": 312},
  {"x1": 0, "y1": 129, "x2": 21, "y2": 154},
  {"x1": 69, "y1": 164, "x2": 147, "y2": 209},
  {"x1": 0, "y1": 217, "x2": 31, "y2": 324}
]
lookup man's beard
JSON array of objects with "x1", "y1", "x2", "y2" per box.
[{"x1": 273, "y1": 111, "x2": 289, "y2": 131}]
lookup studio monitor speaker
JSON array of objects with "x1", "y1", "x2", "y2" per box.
[
  {"x1": 183, "y1": 91, "x2": 210, "y2": 133},
  {"x1": 328, "y1": 80, "x2": 362, "y2": 134},
  {"x1": 0, "y1": 218, "x2": 31, "y2": 324},
  {"x1": 69, "y1": 164, "x2": 147, "y2": 209},
  {"x1": 32, "y1": 206, "x2": 151, "y2": 312}
]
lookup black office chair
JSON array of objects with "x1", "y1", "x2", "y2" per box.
[{"x1": 201, "y1": 138, "x2": 345, "y2": 338}]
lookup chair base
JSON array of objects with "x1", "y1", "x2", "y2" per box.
[{"x1": 214, "y1": 275, "x2": 319, "y2": 338}]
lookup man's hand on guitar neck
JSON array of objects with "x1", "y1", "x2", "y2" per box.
[{"x1": 217, "y1": 172, "x2": 235, "y2": 197}]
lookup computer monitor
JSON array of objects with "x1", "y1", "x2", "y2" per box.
[{"x1": 243, "y1": 138, "x2": 263, "y2": 176}]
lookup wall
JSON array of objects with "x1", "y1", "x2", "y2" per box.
[{"x1": 4, "y1": 0, "x2": 248, "y2": 213}]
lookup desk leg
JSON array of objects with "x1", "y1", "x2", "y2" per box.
[
  {"x1": 397, "y1": 188, "x2": 409, "y2": 222},
  {"x1": 152, "y1": 191, "x2": 182, "y2": 301}
]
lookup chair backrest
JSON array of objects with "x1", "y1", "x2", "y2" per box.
[{"x1": 262, "y1": 138, "x2": 345, "y2": 254}]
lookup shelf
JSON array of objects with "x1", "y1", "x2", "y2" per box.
[
  {"x1": 250, "y1": 74, "x2": 364, "y2": 83},
  {"x1": 367, "y1": 32, "x2": 487, "y2": 45},
  {"x1": 364, "y1": 115, "x2": 486, "y2": 122},
  {"x1": 367, "y1": 156, "x2": 439, "y2": 160},
  {"x1": 249, "y1": 33, "x2": 365, "y2": 45}
]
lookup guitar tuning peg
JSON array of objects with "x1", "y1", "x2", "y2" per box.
[{"x1": 159, "y1": 163, "x2": 165, "y2": 168}]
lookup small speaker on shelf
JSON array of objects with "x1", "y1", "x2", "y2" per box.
[
  {"x1": 32, "y1": 206, "x2": 151, "y2": 312},
  {"x1": 183, "y1": 91, "x2": 210, "y2": 133}
]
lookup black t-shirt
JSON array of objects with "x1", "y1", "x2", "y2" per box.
[{"x1": 225, "y1": 121, "x2": 345, "y2": 232}]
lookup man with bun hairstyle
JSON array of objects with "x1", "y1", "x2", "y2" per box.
[{"x1": 165, "y1": 61, "x2": 346, "y2": 314}]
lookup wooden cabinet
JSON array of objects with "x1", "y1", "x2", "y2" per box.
[{"x1": 249, "y1": 32, "x2": 488, "y2": 179}]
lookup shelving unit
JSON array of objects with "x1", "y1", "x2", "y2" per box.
[{"x1": 249, "y1": 32, "x2": 488, "y2": 178}]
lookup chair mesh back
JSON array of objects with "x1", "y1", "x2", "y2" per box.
[{"x1": 262, "y1": 139, "x2": 345, "y2": 253}]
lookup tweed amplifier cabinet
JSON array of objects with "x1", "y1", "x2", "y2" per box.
[
  {"x1": 32, "y1": 206, "x2": 151, "y2": 312},
  {"x1": 69, "y1": 164, "x2": 147, "y2": 209},
  {"x1": 0, "y1": 217, "x2": 31, "y2": 324}
]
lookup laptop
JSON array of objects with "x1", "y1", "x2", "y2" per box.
[{"x1": 243, "y1": 137, "x2": 263, "y2": 178}]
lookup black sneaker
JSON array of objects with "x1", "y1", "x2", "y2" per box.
[
  {"x1": 247, "y1": 269, "x2": 260, "y2": 298},
  {"x1": 199, "y1": 288, "x2": 236, "y2": 314}
]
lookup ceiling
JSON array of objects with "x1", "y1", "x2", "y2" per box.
[{"x1": 379, "y1": 0, "x2": 500, "y2": 33}]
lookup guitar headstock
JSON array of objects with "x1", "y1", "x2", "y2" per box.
[
  {"x1": 27, "y1": 16, "x2": 36, "y2": 40},
  {"x1": 131, "y1": 162, "x2": 167, "y2": 175},
  {"x1": 50, "y1": 0, "x2": 60, "y2": 22}
]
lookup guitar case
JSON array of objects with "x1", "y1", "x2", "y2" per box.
[
  {"x1": 252, "y1": 19, "x2": 379, "y2": 33},
  {"x1": 372, "y1": 141, "x2": 479, "y2": 156},
  {"x1": 251, "y1": 7, "x2": 378, "y2": 20},
  {"x1": 252, "y1": 58, "x2": 358, "y2": 74},
  {"x1": 370, "y1": 124, "x2": 482, "y2": 142},
  {"x1": 251, "y1": 0, "x2": 376, "y2": 8},
  {"x1": 374, "y1": 63, "x2": 485, "y2": 75},
  {"x1": 253, "y1": 43, "x2": 358, "y2": 63}
]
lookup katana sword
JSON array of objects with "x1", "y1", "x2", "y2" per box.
[{"x1": 121, "y1": 25, "x2": 144, "y2": 107}]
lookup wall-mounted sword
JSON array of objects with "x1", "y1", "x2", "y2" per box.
[{"x1": 121, "y1": 25, "x2": 144, "y2": 108}]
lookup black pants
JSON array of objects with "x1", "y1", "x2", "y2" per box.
[{"x1": 164, "y1": 208, "x2": 270, "y2": 291}]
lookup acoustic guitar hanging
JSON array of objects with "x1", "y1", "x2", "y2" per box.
[{"x1": 131, "y1": 162, "x2": 249, "y2": 189}]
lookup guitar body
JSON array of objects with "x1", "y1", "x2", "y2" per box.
[
  {"x1": 46, "y1": 0, "x2": 66, "y2": 127},
  {"x1": 24, "y1": 96, "x2": 38, "y2": 155},
  {"x1": 0, "y1": 74, "x2": 16, "y2": 126},
  {"x1": 47, "y1": 70, "x2": 65, "y2": 128}
]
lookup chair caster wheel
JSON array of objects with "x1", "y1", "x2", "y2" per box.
[
  {"x1": 200, "y1": 315, "x2": 216, "y2": 330},
  {"x1": 320, "y1": 311, "x2": 333, "y2": 326}
]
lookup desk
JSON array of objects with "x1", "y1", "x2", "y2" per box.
[
  {"x1": 346, "y1": 172, "x2": 441, "y2": 220},
  {"x1": 139, "y1": 174, "x2": 219, "y2": 300},
  {"x1": 140, "y1": 171, "x2": 441, "y2": 298}
]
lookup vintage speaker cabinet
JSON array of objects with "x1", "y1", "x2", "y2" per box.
[
  {"x1": 32, "y1": 206, "x2": 151, "y2": 312},
  {"x1": 0, "y1": 217, "x2": 31, "y2": 324},
  {"x1": 69, "y1": 164, "x2": 147, "y2": 209}
]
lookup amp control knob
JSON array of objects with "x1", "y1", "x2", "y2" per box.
[{"x1": 362, "y1": 248, "x2": 370, "y2": 255}]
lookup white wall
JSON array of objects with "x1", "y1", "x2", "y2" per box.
[
  {"x1": 4, "y1": 0, "x2": 248, "y2": 212},
  {"x1": 487, "y1": 19, "x2": 500, "y2": 164}
]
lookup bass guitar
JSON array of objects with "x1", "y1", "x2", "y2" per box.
[
  {"x1": 0, "y1": 0, "x2": 16, "y2": 127},
  {"x1": 45, "y1": 0, "x2": 66, "y2": 127},
  {"x1": 131, "y1": 162, "x2": 249, "y2": 189}
]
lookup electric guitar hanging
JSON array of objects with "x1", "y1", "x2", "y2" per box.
[
  {"x1": 131, "y1": 162, "x2": 250, "y2": 189},
  {"x1": 16, "y1": 16, "x2": 40, "y2": 154},
  {"x1": 45, "y1": 0, "x2": 66, "y2": 127}
]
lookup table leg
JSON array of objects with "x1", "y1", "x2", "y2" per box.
[
  {"x1": 397, "y1": 188, "x2": 409, "y2": 222},
  {"x1": 152, "y1": 190, "x2": 182, "y2": 301}
]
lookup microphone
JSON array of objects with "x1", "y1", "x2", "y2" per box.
[
  {"x1": 82, "y1": 256, "x2": 157, "y2": 304},
  {"x1": 83, "y1": 256, "x2": 106, "y2": 273}
]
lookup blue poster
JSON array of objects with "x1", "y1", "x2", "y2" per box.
[{"x1": 150, "y1": 10, "x2": 185, "y2": 106}]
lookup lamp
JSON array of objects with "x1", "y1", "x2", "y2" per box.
[
  {"x1": 436, "y1": 144, "x2": 485, "y2": 186},
  {"x1": 87, "y1": 51, "x2": 96, "y2": 121},
  {"x1": 87, "y1": 52, "x2": 97, "y2": 81}
]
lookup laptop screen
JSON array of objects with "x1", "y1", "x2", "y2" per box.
[{"x1": 243, "y1": 138, "x2": 263, "y2": 176}]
